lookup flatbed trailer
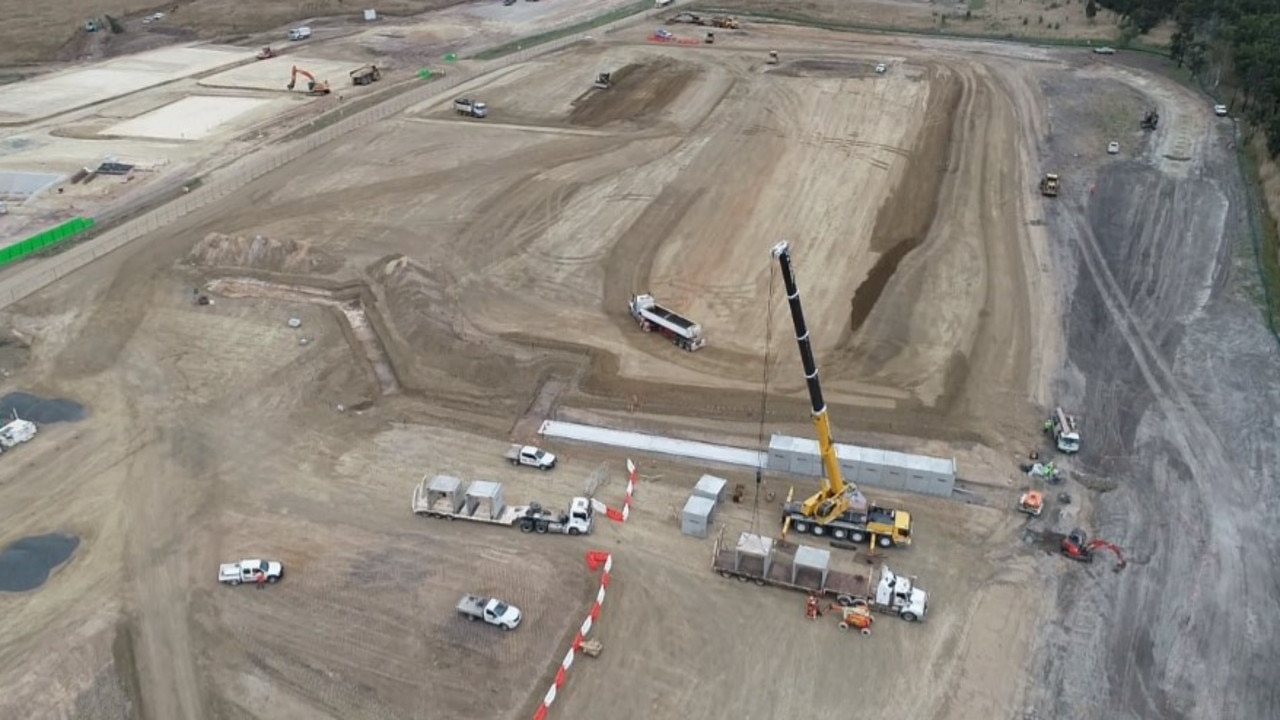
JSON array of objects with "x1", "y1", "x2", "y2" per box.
[{"x1": 711, "y1": 529, "x2": 928, "y2": 621}]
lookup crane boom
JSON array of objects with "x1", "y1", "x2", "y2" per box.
[{"x1": 771, "y1": 240, "x2": 867, "y2": 525}]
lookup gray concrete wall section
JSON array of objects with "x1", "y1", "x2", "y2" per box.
[
  {"x1": 681, "y1": 495, "x2": 714, "y2": 538},
  {"x1": 767, "y1": 434, "x2": 956, "y2": 498},
  {"x1": 0, "y1": 6, "x2": 672, "y2": 312}
]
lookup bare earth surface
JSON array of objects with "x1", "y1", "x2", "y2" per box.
[{"x1": 0, "y1": 4, "x2": 1276, "y2": 720}]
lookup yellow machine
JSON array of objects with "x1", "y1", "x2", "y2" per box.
[{"x1": 771, "y1": 241, "x2": 913, "y2": 548}]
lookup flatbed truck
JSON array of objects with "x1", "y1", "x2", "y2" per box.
[
  {"x1": 711, "y1": 529, "x2": 928, "y2": 621},
  {"x1": 411, "y1": 475, "x2": 592, "y2": 535}
]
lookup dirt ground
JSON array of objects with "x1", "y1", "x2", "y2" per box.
[{"x1": 0, "y1": 7, "x2": 1277, "y2": 720}]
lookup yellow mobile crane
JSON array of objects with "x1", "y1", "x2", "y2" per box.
[{"x1": 771, "y1": 241, "x2": 913, "y2": 548}]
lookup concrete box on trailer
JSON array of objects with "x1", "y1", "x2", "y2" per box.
[
  {"x1": 693, "y1": 474, "x2": 728, "y2": 504},
  {"x1": 681, "y1": 494, "x2": 715, "y2": 538}
]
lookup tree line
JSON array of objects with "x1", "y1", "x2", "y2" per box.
[{"x1": 1098, "y1": 0, "x2": 1280, "y2": 156}]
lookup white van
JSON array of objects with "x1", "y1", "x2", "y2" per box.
[{"x1": 288, "y1": 27, "x2": 312, "y2": 41}]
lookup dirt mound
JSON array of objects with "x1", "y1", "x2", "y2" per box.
[
  {"x1": 568, "y1": 59, "x2": 699, "y2": 127},
  {"x1": 187, "y1": 233, "x2": 342, "y2": 275},
  {"x1": 368, "y1": 255, "x2": 460, "y2": 337}
]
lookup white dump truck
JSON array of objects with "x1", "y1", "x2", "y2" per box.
[
  {"x1": 628, "y1": 293, "x2": 706, "y2": 351},
  {"x1": 457, "y1": 594, "x2": 522, "y2": 629},
  {"x1": 288, "y1": 26, "x2": 312, "y2": 41},
  {"x1": 218, "y1": 559, "x2": 283, "y2": 586},
  {"x1": 0, "y1": 415, "x2": 37, "y2": 452},
  {"x1": 1048, "y1": 406, "x2": 1080, "y2": 453},
  {"x1": 412, "y1": 476, "x2": 593, "y2": 535},
  {"x1": 454, "y1": 98, "x2": 488, "y2": 118},
  {"x1": 505, "y1": 444, "x2": 556, "y2": 470}
]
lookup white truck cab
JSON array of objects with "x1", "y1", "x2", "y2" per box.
[
  {"x1": 219, "y1": 559, "x2": 283, "y2": 586},
  {"x1": 875, "y1": 566, "x2": 928, "y2": 621},
  {"x1": 1051, "y1": 406, "x2": 1080, "y2": 453},
  {"x1": 0, "y1": 417, "x2": 37, "y2": 449},
  {"x1": 288, "y1": 27, "x2": 312, "y2": 41}
]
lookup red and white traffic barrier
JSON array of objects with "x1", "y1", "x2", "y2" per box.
[
  {"x1": 532, "y1": 551, "x2": 613, "y2": 720},
  {"x1": 601, "y1": 459, "x2": 638, "y2": 523}
]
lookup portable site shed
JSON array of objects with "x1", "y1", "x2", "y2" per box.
[
  {"x1": 681, "y1": 495, "x2": 716, "y2": 538},
  {"x1": 693, "y1": 474, "x2": 728, "y2": 504}
]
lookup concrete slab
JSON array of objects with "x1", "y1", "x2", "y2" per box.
[
  {"x1": 0, "y1": 172, "x2": 62, "y2": 201},
  {"x1": 0, "y1": 46, "x2": 253, "y2": 124},
  {"x1": 539, "y1": 421, "x2": 766, "y2": 468},
  {"x1": 198, "y1": 57, "x2": 362, "y2": 93},
  {"x1": 103, "y1": 96, "x2": 273, "y2": 140}
]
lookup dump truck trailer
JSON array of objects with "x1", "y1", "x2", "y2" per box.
[
  {"x1": 629, "y1": 293, "x2": 706, "y2": 351},
  {"x1": 711, "y1": 530, "x2": 928, "y2": 621},
  {"x1": 411, "y1": 476, "x2": 592, "y2": 534}
]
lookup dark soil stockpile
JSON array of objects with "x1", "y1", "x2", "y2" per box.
[
  {"x1": 187, "y1": 233, "x2": 343, "y2": 275},
  {"x1": 848, "y1": 68, "x2": 963, "y2": 333},
  {"x1": 767, "y1": 59, "x2": 881, "y2": 78},
  {"x1": 0, "y1": 391, "x2": 86, "y2": 423},
  {"x1": 568, "y1": 59, "x2": 699, "y2": 127},
  {"x1": 0, "y1": 533, "x2": 80, "y2": 592}
]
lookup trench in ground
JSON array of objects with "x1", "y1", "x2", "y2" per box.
[{"x1": 205, "y1": 277, "x2": 401, "y2": 396}]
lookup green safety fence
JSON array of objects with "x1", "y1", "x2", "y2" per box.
[{"x1": 0, "y1": 216, "x2": 95, "y2": 268}]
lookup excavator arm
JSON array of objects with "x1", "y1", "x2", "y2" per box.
[
  {"x1": 1087, "y1": 540, "x2": 1127, "y2": 571},
  {"x1": 771, "y1": 241, "x2": 868, "y2": 526}
]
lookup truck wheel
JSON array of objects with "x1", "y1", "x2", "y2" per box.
[
  {"x1": 467, "y1": 615, "x2": 477, "y2": 622},
  {"x1": 536, "y1": 523, "x2": 549, "y2": 534},
  {"x1": 793, "y1": 522, "x2": 809, "y2": 534},
  {"x1": 718, "y1": 571, "x2": 732, "y2": 579},
  {"x1": 268, "y1": 576, "x2": 278, "y2": 584},
  {"x1": 860, "y1": 627, "x2": 872, "y2": 636},
  {"x1": 568, "y1": 527, "x2": 581, "y2": 536},
  {"x1": 877, "y1": 535, "x2": 893, "y2": 548},
  {"x1": 511, "y1": 459, "x2": 519, "y2": 466},
  {"x1": 838, "y1": 621, "x2": 851, "y2": 631},
  {"x1": 520, "y1": 520, "x2": 534, "y2": 533},
  {"x1": 900, "y1": 611, "x2": 919, "y2": 622},
  {"x1": 230, "y1": 579, "x2": 241, "y2": 586},
  {"x1": 540, "y1": 465, "x2": 551, "y2": 471},
  {"x1": 850, "y1": 531, "x2": 865, "y2": 543},
  {"x1": 832, "y1": 528, "x2": 848, "y2": 540},
  {"x1": 753, "y1": 578, "x2": 765, "y2": 586},
  {"x1": 501, "y1": 624, "x2": 514, "y2": 631},
  {"x1": 811, "y1": 525, "x2": 825, "y2": 537},
  {"x1": 835, "y1": 594, "x2": 854, "y2": 607}
]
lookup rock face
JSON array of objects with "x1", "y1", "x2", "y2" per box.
[{"x1": 187, "y1": 233, "x2": 343, "y2": 275}]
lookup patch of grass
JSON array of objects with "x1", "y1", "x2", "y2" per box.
[
  {"x1": 967, "y1": 0, "x2": 987, "y2": 11},
  {"x1": 692, "y1": 5, "x2": 1169, "y2": 53},
  {"x1": 471, "y1": 0, "x2": 652, "y2": 61},
  {"x1": 1240, "y1": 141, "x2": 1280, "y2": 336}
]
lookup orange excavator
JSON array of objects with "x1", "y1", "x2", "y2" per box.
[
  {"x1": 286, "y1": 65, "x2": 330, "y2": 95},
  {"x1": 1061, "y1": 528, "x2": 1126, "y2": 571}
]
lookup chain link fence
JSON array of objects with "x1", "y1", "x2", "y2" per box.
[{"x1": 0, "y1": 6, "x2": 662, "y2": 311}]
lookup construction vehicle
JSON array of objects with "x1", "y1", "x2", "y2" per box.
[
  {"x1": 1046, "y1": 406, "x2": 1080, "y2": 453},
  {"x1": 411, "y1": 476, "x2": 593, "y2": 534},
  {"x1": 1039, "y1": 173, "x2": 1060, "y2": 197},
  {"x1": 712, "y1": 529, "x2": 929, "y2": 622},
  {"x1": 256, "y1": 46, "x2": 276, "y2": 60},
  {"x1": 505, "y1": 444, "x2": 557, "y2": 470},
  {"x1": 454, "y1": 98, "x2": 488, "y2": 118},
  {"x1": 827, "y1": 602, "x2": 874, "y2": 635},
  {"x1": 628, "y1": 293, "x2": 706, "y2": 351},
  {"x1": 768, "y1": 51, "x2": 779, "y2": 64},
  {"x1": 288, "y1": 26, "x2": 312, "y2": 41},
  {"x1": 1017, "y1": 490, "x2": 1043, "y2": 516},
  {"x1": 457, "y1": 595, "x2": 522, "y2": 629},
  {"x1": 709, "y1": 15, "x2": 740, "y2": 28},
  {"x1": 1141, "y1": 109, "x2": 1159, "y2": 131},
  {"x1": 705, "y1": 32, "x2": 715, "y2": 44},
  {"x1": 593, "y1": 71, "x2": 613, "y2": 90},
  {"x1": 1061, "y1": 528, "x2": 1126, "y2": 571},
  {"x1": 667, "y1": 12, "x2": 700, "y2": 23},
  {"x1": 350, "y1": 65, "x2": 381, "y2": 86},
  {"x1": 771, "y1": 241, "x2": 913, "y2": 548},
  {"x1": 218, "y1": 559, "x2": 283, "y2": 586},
  {"x1": 0, "y1": 413, "x2": 37, "y2": 451},
  {"x1": 286, "y1": 66, "x2": 330, "y2": 95}
]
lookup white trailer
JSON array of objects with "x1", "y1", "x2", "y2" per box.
[
  {"x1": 628, "y1": 293, "x2": 706, "y2": 351},
  {"x1": 411, "y1": 476, "x2": 593, "y2": 534}
]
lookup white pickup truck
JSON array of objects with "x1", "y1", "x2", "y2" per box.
[
  {"x1": 219, "y1": 559, "x2": 283, "y2": 586},
  {"x1": 457, "y1": 594, "x2": 522, "y2": 630},
  {"x1": 505, "y1": 444, "x2": 556, "y2": 470}
]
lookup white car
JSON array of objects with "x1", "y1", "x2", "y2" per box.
[
  {"x1": 1093, "y1": 46, "x2": 1116, "y2": 55},
  {"x1": 1214, "y1": 104, "x2": 1228, "y2": 117},
  {"x1": 219, "y1": 559, "x2": 283, "y2": 586},
  {"x1": 874, "y1": 63, "x2": 887, "y2": 74},
  {"x1": 1107, "y1": 141, "x2": 1120, "y2": 154}
]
